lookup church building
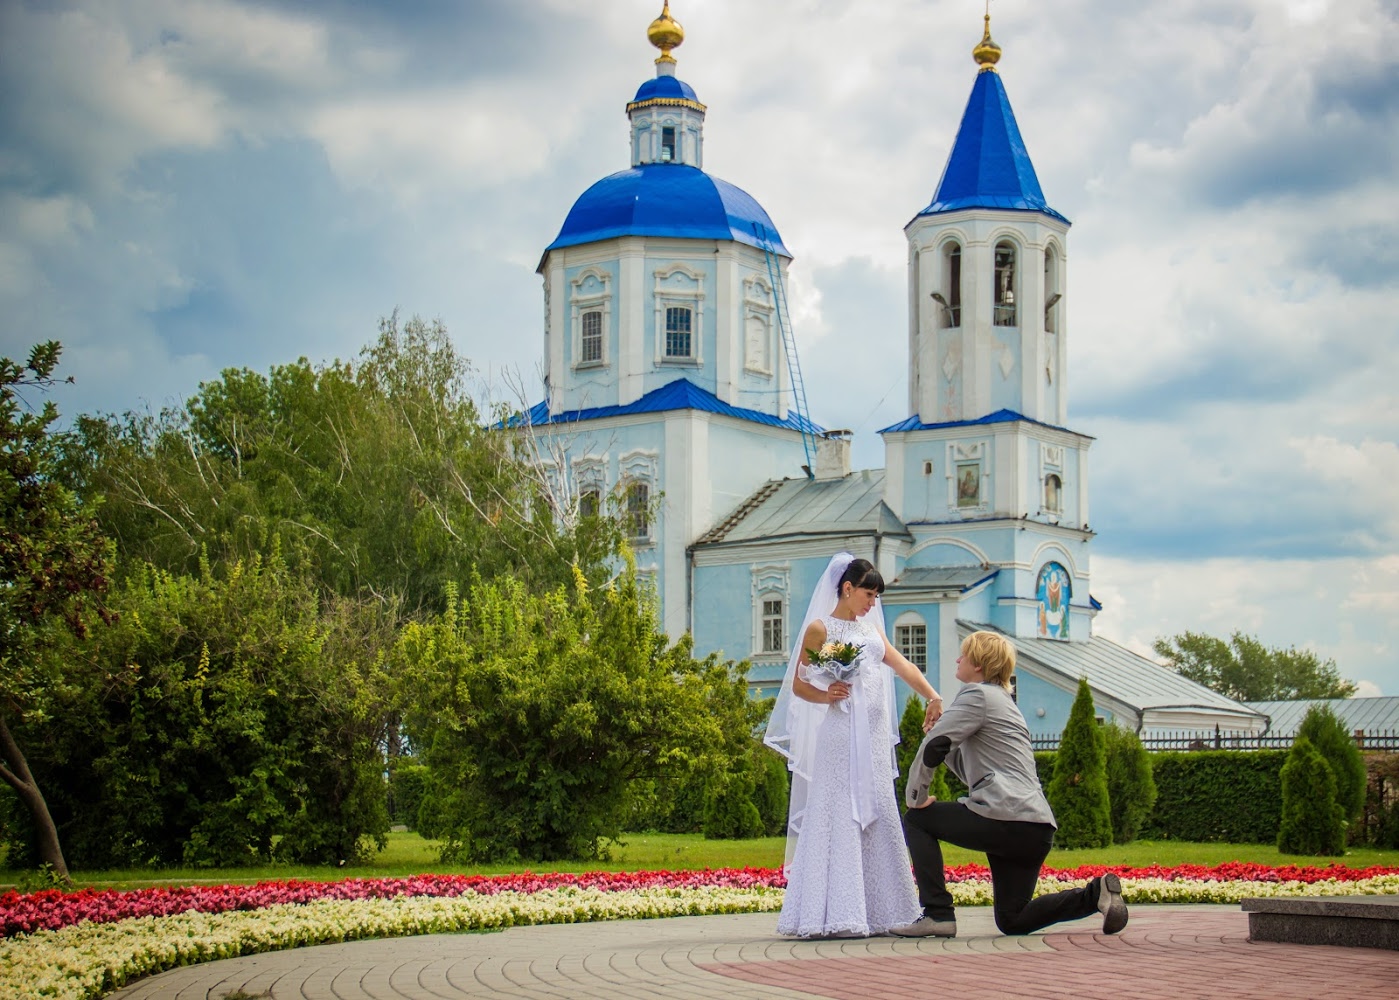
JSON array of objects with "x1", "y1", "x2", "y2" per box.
[{"x1": 525, "y1": 4, "x2": 1267, "y2": 738}]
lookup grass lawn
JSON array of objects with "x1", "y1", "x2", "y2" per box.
[{"x1": 5, "y1": 831, "x2": 1398, "y2": 892}]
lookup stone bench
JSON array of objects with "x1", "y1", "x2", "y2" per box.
[{"x1": 1241, "y1": 896, "x2": 1399, "y2": 950}]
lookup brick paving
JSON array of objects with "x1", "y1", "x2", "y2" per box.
[{"x1": 107, "y1": 905, "x2": 1399, "y2": 999}]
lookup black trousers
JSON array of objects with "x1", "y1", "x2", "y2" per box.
[{"x1": 902, "y1": 801, "x2": 1098, "y2": 935}]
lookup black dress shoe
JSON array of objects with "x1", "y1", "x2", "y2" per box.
[{"x1": 1097, "y1": 873, "x2": 1129, "y2": 935}]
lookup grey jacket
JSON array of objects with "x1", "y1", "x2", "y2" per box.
[{"x1": 905, "y1": 682, "x2": 1057, "y2": 827}]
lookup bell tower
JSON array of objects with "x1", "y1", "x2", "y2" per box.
[
  {"x1": 882, "y1": 15, "x2": 1096, "y2": 670},
  {"x1": 904, "y1": 13, "x2": 1070, "y2": 428}
]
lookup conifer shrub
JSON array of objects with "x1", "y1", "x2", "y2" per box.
[
  {"x1": 1277, "y1": 735, "x2": 1345, "y2": 855},
  {"x1": 1297, "y1": 704, "x2": 1367, "y2": 826},
  {"x1": 1139, "y1": 751, "x2": 1285, "y2": 842},
  {"x1": 1102, "y1": 724, "x2": 1157, "y2": 844},
  {"x1": 701, "y1": 767, "x2": 764, "y2": 839},
  {"x1": 751, "y1": 744, "x2": 791, "y2": 836},
  {"x1": 1045, "y1": 678, "x2": 1112, "y2": 847},
  {"x1": 897, "y1": 696, "x2": 949, "y2": 814}
]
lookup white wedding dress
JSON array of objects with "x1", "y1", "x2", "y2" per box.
[{"x1": 776, "y1": 615, "x2": 921, "y2": 937}]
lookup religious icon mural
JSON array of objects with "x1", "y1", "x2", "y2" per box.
[{"x1": 1036, "y1": 562, "x2": 1070, "y2": 640}]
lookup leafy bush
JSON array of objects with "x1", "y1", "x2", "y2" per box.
[
  {"x1": 1102, "y1": 724, "x2": 1157, "y2": 844},
  {"x1": 1277, "y1": 736, "x2": 1345, "y2": 855},
  {"x1": 1045, "y1": 678, "x2": 1112, "y2": 848},
  {"x1": 1140, "y1": 751, "x2": 1285, "y2": 843},
  {"x1": 400, "y1": 564, "x2": 759, "y2": 862},
  {"x1": 2, "y1": 555, "x2": 393, "y2": 869},
  {"x1": 1297, "y1": 705, "x2": 1366, "y2": 825},
  {"x1": 389, "y1": 763, "x2": 430, "y2": 832}
]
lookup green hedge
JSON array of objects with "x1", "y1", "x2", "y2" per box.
[{"x1": 1138, "y1": 751, "x2": 1287, "y2": 843}]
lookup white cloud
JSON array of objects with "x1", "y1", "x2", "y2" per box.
[
  {"x1": 0, "y1": 0, "x2": 1396, "y2": 696},
  {"x1": 1093, "y1": 552, "x2": 1398, "y2": 695}
]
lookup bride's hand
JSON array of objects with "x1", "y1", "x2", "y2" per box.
[
  {"x1": 923, "y1": 696, "x2": 944, "y2": 731},
  {"x1": 826, "y1": 681, "x2": 851, "y2": 703}
]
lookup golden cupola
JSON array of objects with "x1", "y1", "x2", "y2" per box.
[
  {"x1": 973, "y1": 13, "x2": 1002, "y2": 72},
  {"x1": 648, "y1": 1, "x2": 685, "y2": 66}
]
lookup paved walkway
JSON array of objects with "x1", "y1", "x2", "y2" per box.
[{"x1": 109, "y1": 904, "x2": 1399, "y2": 999}]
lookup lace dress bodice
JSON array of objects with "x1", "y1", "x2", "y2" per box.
[{"x1": 820, "y1": 615, "x2": 888, "y2": 732}]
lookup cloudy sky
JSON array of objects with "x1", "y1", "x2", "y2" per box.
[{"x1": 3, "y1": 0, "x2": 1396, "y2": 697}]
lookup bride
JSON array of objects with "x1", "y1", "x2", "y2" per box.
[{"x1": 764, "y1": 553, "x2": 943, "y2": 938}]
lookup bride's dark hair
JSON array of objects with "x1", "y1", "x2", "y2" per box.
[{"x1": 837, "y1": 557, "x2": 885, "y2": 596}]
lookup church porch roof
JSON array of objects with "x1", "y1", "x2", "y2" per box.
[
  {"x1": 695, "y1": 470, "x2": 908, "y2": 548},
  {"x1": 958, "y1": 620, "x2": 1267, "y2": 722}
]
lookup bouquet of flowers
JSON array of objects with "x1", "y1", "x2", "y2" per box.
[{"x1": 804, "y1": 640, "x2": 864, "y2": 712}]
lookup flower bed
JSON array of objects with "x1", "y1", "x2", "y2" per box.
[{"x1": 1, "y1": 863, "x2": 1395, "y2": 1000}]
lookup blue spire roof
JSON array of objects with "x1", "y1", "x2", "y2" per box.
[
  {"x1": 916, "y1": 70, "x2": 1068, "y2": 224},
  {"x1": 544, "y1": 164, "x2": 790, "y2": 257}
]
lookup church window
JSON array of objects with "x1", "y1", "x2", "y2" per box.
[
  {"x1": 626, "y1": 481, "x2": 650, "y2": 538},
  {"x1": 895, "y1": 622, "x2": 928, "y2": 673},
  {"x1": 941, "y1": 243, "x2": 962, "y2": 328},
  {"x1": 665, "y1": 306, "x2": 693, "y2": 358},
  {"x1": 1044, "y1": 473, "x2": 1062, "y2": 514},
  {"x1": 661, "y1": 126, "x2": 676, "y2": 162},
  {"x1": 579, "y1": 487, "x2": 600, "y2": 520},
  {"x1": 761, "y1": 598, "x2": 784, "y2": 654},
  {"x1": 581, "y1": 310, "x2": 603, "y2": 363},
  {"x1": 994, "y1": 242, "x2": 1017, "y2": 327},
  {"x1": 1044, "y1": 247, "x2": 1060, "y2": 334}
]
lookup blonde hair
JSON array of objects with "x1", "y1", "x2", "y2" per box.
[{"x1": 962, "y1": 631, "x2": 1016, "y2": 690}]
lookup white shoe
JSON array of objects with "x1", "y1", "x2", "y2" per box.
[{"x1": 890, "y1": 916, "x2": 957, "y2": 938}]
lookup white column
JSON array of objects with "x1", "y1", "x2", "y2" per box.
[{"x1": 619, "y1": 244, "x2": 646, "y2": 405}]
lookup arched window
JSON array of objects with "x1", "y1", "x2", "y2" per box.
[
  {"x1": 661, "y1": 126, "x2": 676, "y2": 162},
  {"x1": 760, "y1": 596, "x2": 785, "y2": 654},
  {"x1": 1044, "y1": 473, "x2": 1062, "y2": 514},
  {"x1": 994, "y1": 241, "x2": 1017, "y2": 327},
  {"x1": 894, "y1": 612, "x2": 928, "y2": 673},
  {"x1": 940, "y1": 242, "x2": 962, "y2": 328},
  {"x1": 1044, "y1": 247, "x2": 1060, "y2": 334}
]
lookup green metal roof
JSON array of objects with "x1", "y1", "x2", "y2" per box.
[{"x1": 695, "y1": 470, "x2": 908, "y2": 547}]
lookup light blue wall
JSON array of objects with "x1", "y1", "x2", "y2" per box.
[{"x1": 1014, "y1": 671, "x2": 1119, "y2": 736}]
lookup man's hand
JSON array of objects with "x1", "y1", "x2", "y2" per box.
[
  {"x1": 922, "y1": 696, "x2": 944, "y2": 732},
  {"x1": 909, "y1": 795, "x2": 937, "y2": 809}
]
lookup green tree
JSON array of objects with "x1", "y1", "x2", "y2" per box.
[
  {"x1": 1277, "y1": 736, "x2": 1345, "y2": 855},
  {"x1": 1152, "y1": 630, "x2": 1355, "y2": 701},
  {"x1": 1296, "y1": 704, "x2": 1366, "y2": 826},
  {"x1": 0, "y1": 343, "x2": 114, "y2": 879},
  {"x1": 3, "y1": 553, "x2": 395, "y2": 869},
  {"x1": 65, "y1": 315, "x2": 627, "y2": 615},
  {"x1": 1046, "y1": 678, "x2": 1112, "y2": 848},
  {"x1": 1102, "y1": 724, "x2": 1157, "y2": 843},
  {"x1": 897, "y1": 696, "x2": 948, "y2": 814},
  {"x1": 399, "y1": 562, "x2": 758, "y2": 862}
]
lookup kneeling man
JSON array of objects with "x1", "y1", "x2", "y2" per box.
[{"x1": 894, "y1": 630, "x2": 1128, "y2": 939}]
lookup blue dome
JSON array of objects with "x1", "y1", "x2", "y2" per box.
[
  {"x1": 545, "y1": 164, "x2": 789, "y2": 256},
  {"x1": 631, "y1": 76, "x2": 700, "y2": 104}
]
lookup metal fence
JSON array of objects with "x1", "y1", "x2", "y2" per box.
[{"x1": 1029, "y1": 727, "x2": 1399, "y2": 752}]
